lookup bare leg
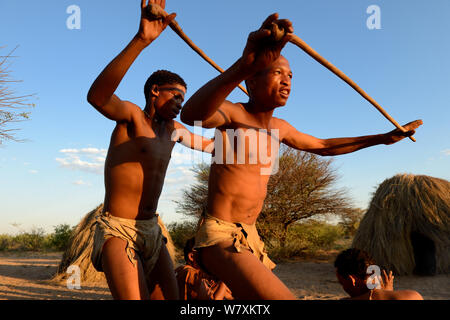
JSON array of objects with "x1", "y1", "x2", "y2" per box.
[
  {"x1": 199, "y1": 240, "x2": 296, "y2": 300},
  {"x1": 147, "y1": 243, "x2": 179, "y2": 300},
  {"x1": 101, "y1": 237, "x2": 150, "y2": 300}
]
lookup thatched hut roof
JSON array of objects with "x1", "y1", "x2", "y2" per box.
[
  {"x1": 352, "y1": 174, "x2": 450, "y2": 275},
  {"x1": 52, "y1": 204, "x2": 179, "y2": 284}
]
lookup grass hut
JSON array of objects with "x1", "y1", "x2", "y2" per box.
[
  {"x1": 52, "y1": 204, "x2": 179, "y2": 284},
  {"x1": 352, "y1": 174, "x2": 450, "y2": 276}
]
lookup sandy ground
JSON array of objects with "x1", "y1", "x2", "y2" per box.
[{"x1": 0, "y1": 252, "x2": 448, "y2": 300}]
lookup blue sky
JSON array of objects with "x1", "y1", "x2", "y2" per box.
[{"x1": 0, "y1": 0, "x2": 449, "y2": 234}]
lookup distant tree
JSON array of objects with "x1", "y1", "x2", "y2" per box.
[
  {"x1": 0, "y1": 46, "x2": 35, "y2": 144},
  {"x1": 257, "y1": 147, "x2": 356, "y2": 248},
  {"x1": 338, "y1": 207, "x2": 365, "y2": 237},
  {"x1": 175, "y1": 162, "x2": 210, "y2": 219},
  {"x1": 176, "y1": 146, "x2": 357, "y2": 248}
]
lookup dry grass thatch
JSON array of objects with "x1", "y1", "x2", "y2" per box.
[
  {"x1": 352, "y1": 174, "x2": 450, "y2": 275},
  {"x1": 52, "y1": 204, "x2": 179, "y2": 284}
]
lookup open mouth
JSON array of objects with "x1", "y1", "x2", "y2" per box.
[{"x1": 279, "y1": 88, "x2": 290, "y2": 98}]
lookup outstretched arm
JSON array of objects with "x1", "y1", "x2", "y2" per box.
[
  {"x1": 172, "y1": 121, "x2": 214, "y2": 153},
  {"x1": 180, "y1": 13, "x2": 293, "y2": 127},
  {"x1": 279, "y1": 118, "x2": 422, "y2": 156},
  {"x1": 87, "y1": 0, "x2": 175, "y2": 121}
]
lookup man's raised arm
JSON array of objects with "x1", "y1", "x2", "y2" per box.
[
  {"x1": 181, "y1": 13, "x2": 293, "y2": 127},
  {"x1": 87, "y1": 0, "x2": 175, "y2": 121}
]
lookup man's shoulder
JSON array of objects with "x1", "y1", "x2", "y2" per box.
[
  {"x1": 115, "y1": 101, "x2": 145, "y2": 123},
  {"x1": 271, "y1": 117, "x2": 287, "y2": 126},
  {"x1": 271, "y1": 117, "x2": 294, "y2": 137}
]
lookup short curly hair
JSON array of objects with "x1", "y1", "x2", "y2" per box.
[
  {"x1": 144, "y1": 70, "x2": 187, "y2": 103},
  {"x1": 334, "y1": 248, "x2": 376, "y2": 280}
]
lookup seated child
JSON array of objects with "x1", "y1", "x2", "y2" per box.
[
  {"x1": 175, "y1": 237, "x2": 232, "y2": 300},
  {"x1": 334, "y1": 248, "x2": 423, "y2": 300}
]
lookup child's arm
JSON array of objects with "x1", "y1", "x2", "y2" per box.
[{"x1": 212, "y1": 281, "x2": 230, "y2": 300}]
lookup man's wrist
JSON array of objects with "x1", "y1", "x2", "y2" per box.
[
  {"x1": 132, "y1": 34, "x2": 153, "y2": 50},
  {"x1": 229, "y1": 58, "x2": 257, "y2": 83}
]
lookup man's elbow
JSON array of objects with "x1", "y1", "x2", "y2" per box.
[{"x1": 86, "y1": 89, "x2": 99, "y2": 108}]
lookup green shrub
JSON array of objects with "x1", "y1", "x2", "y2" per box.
[
  {"x1": 268, "y1": 221, "x2": 345, "y2": 261},
  {"x1": 0, "y1": 224, "x2": 74, "y2": 252},
  {"x1": 12, "y1": 227, "x2": 48, "y2": 251},
  {"x1": 167, "y1": 220, "x2": 198, "y2": 251},
  {"x1": 48, "y1": 224, "x2": 74, "y2": 251},
  {"x1": 0, "y1": 235, "x2": 13, "y2": 251},
  {"x1": 295, "y1": 221, "x2": 345, "y2": 250}
]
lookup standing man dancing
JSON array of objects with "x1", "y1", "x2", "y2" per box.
[
  {"x1": 87, "y1": 0, "x2": 212, "y2": 300},
  {"x1": 181, "y1": 14, "x2": 422, "y2": 299}
]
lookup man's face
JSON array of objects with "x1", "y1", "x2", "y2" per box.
[
  {"x1": 249, "y1": 56, "x2": 292, "y2": 108},
  {"x1": 153, "y1": 83, "x2": 186, "y2": 120}
]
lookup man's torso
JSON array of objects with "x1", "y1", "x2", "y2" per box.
[
  {"x1": 103, "y1": 111, "x2": 176, "y2": 220},
  {"x1": 207, "y1": 104, "x2": 283, "y2": 224}
]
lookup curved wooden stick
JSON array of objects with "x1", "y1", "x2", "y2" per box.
[
  {"x1": 147, "y1": 4, "x2": 249, "y2": 96},
  {"x1": 288, "y1": 34, "x2": 415, "y2": 141},
  {"x1": 289, "y1": 34, "x2": 415, "y2": 141},
  {"x1": 149, "y1": 6, "x2": 414, "y2": 141},
  {"x1": 268, "y1": 23, "x2": 416, "y2": 142}
]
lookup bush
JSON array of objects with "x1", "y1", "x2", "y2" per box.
[
  {"x1": 0, "y1": 235, "x2": 13, "y2": 251},
  {"x1": 48, "y1": 224, "x2": 74, "y2": 251},
  {"x1": 296, "y1": 222, "x2": 345, "y2": 250},
  {"x1": 0, "y1": 224, "x2": 74, "y2": 252},
  {"x1": 12, "y1": 227, "x2": 48, "y2": 251},
  {"x1": 167, "y1": 220, "x2": 198, "y2": 251},
  {"x1": 268, "y1": 221, "x2": 345, "y2": 261}
]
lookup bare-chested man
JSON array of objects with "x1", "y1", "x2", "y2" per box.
[
  {"x1": 86, "y1": 0, "x2": 212, "y2": 300},
  {"x1": 180, "y1": 14, "x2": 423, "y2": 299}
]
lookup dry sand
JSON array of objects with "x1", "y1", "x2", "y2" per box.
[{"x1": 0, "y1": 252, "x2": 448, "y2": 300}]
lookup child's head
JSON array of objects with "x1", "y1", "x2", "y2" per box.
[
  {"x1": 183, "y1": 237, "x2": 199, "y2": 268},
  {"x1": 334, "y1": 248, "x2": 376, "y2": 296}
]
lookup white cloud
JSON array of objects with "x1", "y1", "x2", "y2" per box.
[
  {"x1": 72, "y1": 179, "x2": 91, "y2": 186},
  {"x1": 165, "y1": 174, "x2": 195, "y2": 186},
  {"x1": 60, "y1": 147, "x2": 107, "y2": 155},
  {"x1": 56, "y1": 147, "x2": 106, "y2": 175},
  {"x1": 441, "y1": 149, "x2": 450, "y2": 156},
  {"x1": 28, "y1": 169, "x2": 38, "y2": 174}
]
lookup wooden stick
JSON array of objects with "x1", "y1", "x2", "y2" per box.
[
  {"x1": 147, "y1": 4, "x2": 249, "y2": 96},
  {"x1": 287, "y1": 33, "x2": 416, "y2": 142}
]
